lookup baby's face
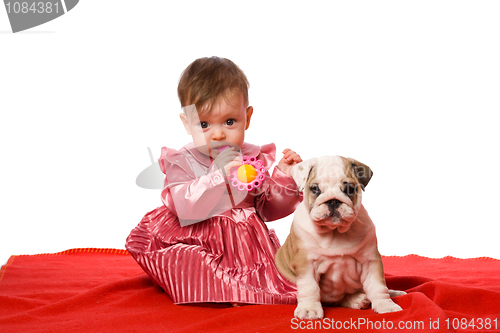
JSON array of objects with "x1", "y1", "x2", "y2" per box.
[{"x1": 180, "y1": 95, "x2": 253, "y2": 158}]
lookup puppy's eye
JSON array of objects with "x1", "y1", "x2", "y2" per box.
[
  {"x1": 343, "y1": 183, "x2": 356, "y2": 197},
  {"x1": 309, "y1": 184, "x2": 321, "y2": 195}
]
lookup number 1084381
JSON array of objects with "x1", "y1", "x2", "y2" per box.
[{"x1": 5, "y1": 2, "x2": 60, "y2": 14}]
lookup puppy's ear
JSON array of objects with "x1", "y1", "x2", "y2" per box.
[
  {"x1": 291, "y1": 158, "x2": 316, "y2": 192},
  {"x1": 348, "y1": 158, "x2": 373, "y2": 191}
]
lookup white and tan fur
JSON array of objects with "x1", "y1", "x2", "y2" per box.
[{"x1": 275, "y1": 156, "x2": 405, "y2": 319}]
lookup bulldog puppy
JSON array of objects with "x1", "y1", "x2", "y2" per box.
[{"x1": 275, "y1": 156, "x2": 405, "y2": 319}]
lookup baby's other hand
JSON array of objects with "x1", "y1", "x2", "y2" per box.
[{"x1": 277, "y1": 148, "x2": 302, "y2": 178}]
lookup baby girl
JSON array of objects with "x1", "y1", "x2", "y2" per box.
[{"x1": 126, "y1": 57, "x2": 302, "y2": 305}]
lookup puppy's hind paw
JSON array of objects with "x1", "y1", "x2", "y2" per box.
[
  {"x1": 389, "y1": 289, "x2": 406, "y2": 297},
  {"x1": 294, "y1": 301, "x2": 324, "y2": 320},
  {"x1": 372, "y1": 299, "x2": 403, "y2": 314},
  {"x1": 340, "y1": 292, "x2": 371, "y2": 310}
]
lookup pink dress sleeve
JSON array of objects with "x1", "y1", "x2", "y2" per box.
[
  {"x1": 254, "y1": 143, "x2": 303, "y2": 222},
  {"x1": 159, "y1": 147, "x2": 234, "y2": 227}
]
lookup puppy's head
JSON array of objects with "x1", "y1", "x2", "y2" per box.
[{"x1": 291, "y1": 156, "x2": 372, "y2": 233}]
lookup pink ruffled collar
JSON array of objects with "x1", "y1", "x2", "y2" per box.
[{"x1": 159, "y1": 142, "x2": 277, "y2": 175}]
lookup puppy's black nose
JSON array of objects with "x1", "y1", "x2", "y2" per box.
[{"x1": 325, "y1": 199, "x2": 342, "y2": 212}]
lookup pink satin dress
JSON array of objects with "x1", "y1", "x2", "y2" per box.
[{"x1": 126, "y1": 142, "x2": 300, "y2": 304}]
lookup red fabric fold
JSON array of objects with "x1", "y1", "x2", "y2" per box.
[{"x1": 1, "y1": 249, "x2": 499, "y2": 333}]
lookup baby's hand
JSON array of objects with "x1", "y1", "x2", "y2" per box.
[
  {"x1": 214, "y1": 148, "x2": 242, "y2": 175},
  {"x1": 277, "y1": 148, "x2": 302, "y2": 178}
]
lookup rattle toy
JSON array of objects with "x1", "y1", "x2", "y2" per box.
[{"x1": 228, "y1": 156, "x2": 266, "y2": 191}]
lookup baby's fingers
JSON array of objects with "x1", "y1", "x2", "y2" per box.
[
  {"x1": 282, "y1": 149, "x2": 302, "y2": 163},
  {"x1": 216, "y1": 149, "x2": 240, "y2": 162},
  {"x1": 289, "y1": 152, "x2": 302, "y2": 164},
  {"x1": 224, "y1": 160, "x2": 242, "y2": 175}
]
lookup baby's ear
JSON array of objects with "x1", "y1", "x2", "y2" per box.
[
  {"x1": 179, "y1": 113, "x2": 192, "y2": 135},
  {"x1": 291, "y1": 158, "x2": 317, "y2": 192},
  {"x1": 245, "y1": 106, "x2": 253, "y2": 130}
]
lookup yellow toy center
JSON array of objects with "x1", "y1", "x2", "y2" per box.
[{"x1": 236, "y1": 164, "x2": 258, "y2": 183}]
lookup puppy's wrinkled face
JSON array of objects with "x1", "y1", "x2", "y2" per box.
[{"x1": 292, "y1": 156, "x2": 372, "y2": 233}]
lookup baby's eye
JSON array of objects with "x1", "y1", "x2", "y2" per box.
[
  {"x1": 199, "y1": 121, "x2": 209, "y2": 129},
  {"x1": 225, "y1": 119, "x2": 236, "y2": 126}
]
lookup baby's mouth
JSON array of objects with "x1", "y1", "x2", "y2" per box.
[
  {"x1": 211, "y1": 143, "x2": 240, "y2": 153},
  {"x1": 206, "y1": 144, "x2": 230, "y2": 159},
  {"x1": 215, "y1": 145, "x2": 231, "y2": 152}
]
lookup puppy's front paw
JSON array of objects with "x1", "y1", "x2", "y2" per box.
[
  {"x1": 372, "y1": 299, "x2": 403, "y2": 314},
  {"x1": 294, "y1": 301, "x2": 324, "y2": 319}
]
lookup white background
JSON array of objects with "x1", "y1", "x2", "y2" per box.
[{"x1": 1, "y1": 1, "x2": 499, "y2": 265}]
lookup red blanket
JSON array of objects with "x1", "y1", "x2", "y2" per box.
[{"x1": 1, "y1": 249, "x2": 499, "y2": 333}]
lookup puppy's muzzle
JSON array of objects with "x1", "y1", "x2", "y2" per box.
[
  {"x1": 324, "y1": 198, "x2": 351, "y2": 221},
  {"x1": 314, "y1": 196, "x2": 355, "y2": 226},
  {"x1": 325, "y1": 199, "x2": 342, "y2": 214}
]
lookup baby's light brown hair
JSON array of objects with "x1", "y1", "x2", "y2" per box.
[{"x1": 178, "y1": 57, "x2": 249, "y2": 115}]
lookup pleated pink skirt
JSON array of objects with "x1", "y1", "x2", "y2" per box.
[{"x1": 126, "y1": 206, "x2": 297, "y2": 304}]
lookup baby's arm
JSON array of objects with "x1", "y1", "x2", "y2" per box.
[
  {"x1": 255, "y1": 149, "x2": 303, "y2": 222},
  {"x1": 276, "y1": 148, "x2": 303, "y2": 177},
  {"x1": 161, "y1": 150, "x2": 240, "y2": 226}
]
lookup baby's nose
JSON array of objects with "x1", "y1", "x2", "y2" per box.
[{"x1": 212, "y1": 128, "x2": 226, "y2": 140}]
